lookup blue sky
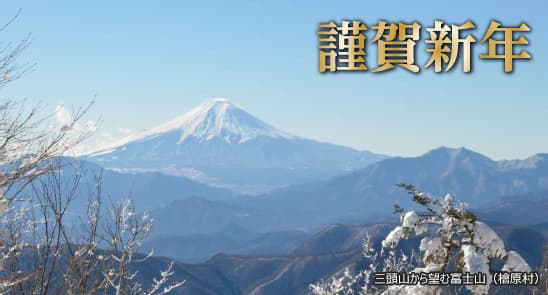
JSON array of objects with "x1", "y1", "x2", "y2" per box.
[{"x1": 0, "y1": 0, "x2": 546, "y2": 160}]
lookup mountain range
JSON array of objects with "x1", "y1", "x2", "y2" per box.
[
  {"x1": 67, "y1": 99, "x2": 548, "y2": 266},
  {"x1": 86, "y1": 98, "x2": 386, "y2": 192},
  {"x1": 137, "y1": 146, "x2": 548, "y2": 263},
  {"x1": 153, "y1": 147, "x2": 548, "y2": 235},
  {"x1": 42, "y1": 97, "x2": 545, "y2": 293},
  {"x1": 133, "y1": 222, "x2": 546, "y2": 295},
  {"x1": 251, "y1": 146, "x2": 548, "y2": 218}
]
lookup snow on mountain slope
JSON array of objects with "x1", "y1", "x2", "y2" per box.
[
  {"x1": 86, "y1": 98, "x2": 387, "y2": 189},
  {"x1": 102, "y1": 98, "x2": 293, "y2": 149}
]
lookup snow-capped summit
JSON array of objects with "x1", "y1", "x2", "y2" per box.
[
  {"x1": 108, "y1": 98, "x2": 292, "y2": 148},
  {"x1": 87, "y1": 98, "x2": 386, "y2": 190}
]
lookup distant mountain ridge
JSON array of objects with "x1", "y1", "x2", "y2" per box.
[
  {"x1": 329, "y1": 147, "x2": 548, "y2": 203},
  {"x1": 263, "y1": 146, "x2": 548, "y2": 205},
  {"x1": 134, "y1": 222, "x2": 545, "y2": 295},
  {"x1": 6, "y1": 157, "x2": 238, "y2": 215},
  {"x1": 148, "y1": 147, "x2": 548, "y2": 238},
  {"x1": 86, "y1": 98, "x2": 387, "y2": 189}
]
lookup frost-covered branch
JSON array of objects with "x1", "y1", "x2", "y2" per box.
[
  {"x1": 311, "y1": 184, "x2": 532, "y2": 295},
  {"x1": 0, "y1": 12, "x2": 182, "y2": 294},
  {"x1": 97, "y1": 196, "x2": 183, "y2": 295}
]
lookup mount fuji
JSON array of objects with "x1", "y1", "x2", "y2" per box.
[{"x1": 86, "y1": 98, "x2": 386, "y2": 190}]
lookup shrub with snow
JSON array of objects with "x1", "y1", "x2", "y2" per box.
[{"x1": 310, "y1": 183, "x2": 532, "y2": 295}]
